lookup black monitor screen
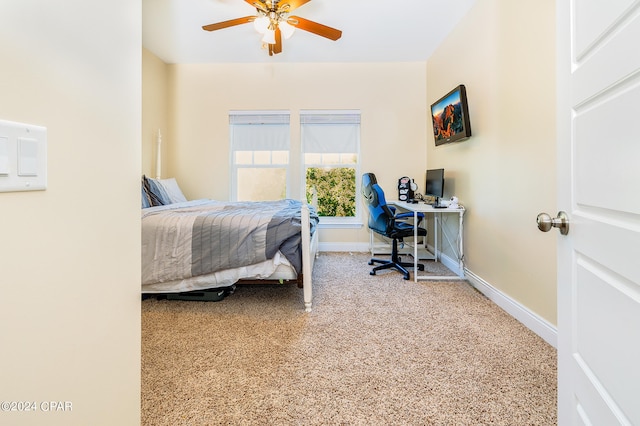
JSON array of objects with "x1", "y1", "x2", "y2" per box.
[{"x1": 425, "y1": 168, "x2": 444, "y2": 199}]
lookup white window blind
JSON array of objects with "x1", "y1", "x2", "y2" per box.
[
  {"x1": 229, "y1": 112, "x2": 290, "y2": 151},
  {"x1": 300, "y1": 111, "x2": 360, "y2": 154}
]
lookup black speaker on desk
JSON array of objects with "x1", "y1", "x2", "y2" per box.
[{"x1": 398, "y1": 176, "x2": 416, "y2": 202}]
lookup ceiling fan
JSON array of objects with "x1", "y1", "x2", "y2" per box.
[{"x1": 202, "y1": 0, "x2": 342, "y2": 56}]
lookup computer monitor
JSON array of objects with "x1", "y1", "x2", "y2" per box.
[{"x1": 425, "y1": 168, "x2": 444, "y2": 204}]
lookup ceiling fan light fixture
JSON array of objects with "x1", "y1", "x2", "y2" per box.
[
  {"x1": 278, "y1": 20, "x2": 295, "y2": 39},
  {"x1": 253, "y1": 15, "x2": 269, "y2": 34},
  {"x1": 261, "y1": 28, "x2": 276, "y2": 44}
]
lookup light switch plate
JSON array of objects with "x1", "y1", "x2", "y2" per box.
[{"x1": 0, "y1": 119, "x2": 47, "y2": 192}]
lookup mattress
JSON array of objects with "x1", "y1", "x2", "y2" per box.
[{"x1": 141, "y1": 250, "x2": 296, "y2": 293}]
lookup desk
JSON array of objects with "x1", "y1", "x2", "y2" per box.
[{"x1": 390, "y1": 201, "x2": 465, "y2": 282}]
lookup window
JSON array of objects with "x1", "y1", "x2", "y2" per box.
[
  {"x1": 229, "y1": 111, "x2": 290, "y2": 201},
  {"x1": 301, "y1": 110, "x2": 361, "y2": 224}
]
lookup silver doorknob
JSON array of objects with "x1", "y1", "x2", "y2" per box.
[{"x1": 537, "y1": 211, "x2": 569, "y2": 235}]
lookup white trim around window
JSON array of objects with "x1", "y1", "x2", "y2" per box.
[
  {"x1": 229, "y1": 111, "x2": 291, "y2": 201},
  {"x1": 301, "y1": 110, "x2": 361, "y2": 227}
]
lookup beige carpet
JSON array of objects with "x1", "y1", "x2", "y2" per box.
[{"x1": 142, "y1": 253, "x2": 557, "y2": 425}]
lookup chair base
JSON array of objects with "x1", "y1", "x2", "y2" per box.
[{"x1": 368, "y1": 239, "x2": 425, "y2": 280}]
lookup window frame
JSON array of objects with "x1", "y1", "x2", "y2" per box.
[
  {"x1": 301, "y1": 110, "x2": 362, "y2": 228},
  {"x1": 229, "y1": 110, "x2": 291, "y2": 202}
]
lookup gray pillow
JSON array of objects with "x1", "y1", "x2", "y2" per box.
[
  {"x1": 142, "y1": 175, "x2": 166, "y2": 206},
  {"x1": 141, "y1": 183, "x2": 152, "y2": 208},
  {"x1": 157, "y1": 178, "x2": 187, "y2": 203}
]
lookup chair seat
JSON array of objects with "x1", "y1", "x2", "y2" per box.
[{"x1": 371, "y1": 221, "x2": 427, "y2": 240}]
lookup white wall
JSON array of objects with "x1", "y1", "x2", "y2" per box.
[
  {"x1": 427, "y1": 0, "x2": 557, "y2": 325},
  {"x1": 0, "y1": 1, "x2": 141, "y2": 425}
]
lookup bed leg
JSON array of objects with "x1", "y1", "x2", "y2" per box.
[{"x1": 301, "y1": 202, "x2": 313, "y2": 312}]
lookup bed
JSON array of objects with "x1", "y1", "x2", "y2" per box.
[{"x1": 141, "y1": 176, "x2": 320, "y2": 311}]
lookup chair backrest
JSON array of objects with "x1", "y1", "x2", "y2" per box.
[{"x1": 362, "y1": 173, "x2": 395, "y2": 235}]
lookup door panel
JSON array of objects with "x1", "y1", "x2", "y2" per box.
[
  {"x1": 558, "y1": 0, "x2": 640, "y2": 424},
  {"x1": 572, "y1": 359, "x2": 627, "y2": 426},
  {"x1": 576, "y1": 260, "x2": 640, "y2": 421},
  {"x1": 572, "y1": 10, "x2": 640, "y2": 104},
  {"x1": 574, "y1": 219, "x2": 640, "y2": 285},
  {"x1": 574, "y1": 0, "x2": 635, "y2": 56},
  {"x1": 574, "y1": 84, "x2": 640, "y2": 214}
]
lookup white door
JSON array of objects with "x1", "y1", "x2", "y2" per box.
[{"x1": 554, "y1": 1, "x2": 640, "y2": 424}]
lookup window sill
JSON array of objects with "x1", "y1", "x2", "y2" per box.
[{"x1": 317, "y1": 221, "x2": 364, "y2": 229}]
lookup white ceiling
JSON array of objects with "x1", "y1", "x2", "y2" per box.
[{"x1": 143, "y1": 0, "x2": 477, "y2": 64}]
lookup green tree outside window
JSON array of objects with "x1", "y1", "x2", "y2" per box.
[{"x1": 306, "y1": 167, "x2": 356, "y2": 217}]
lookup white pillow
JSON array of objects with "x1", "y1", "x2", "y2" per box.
[{"x1": 158, "y1": 178, "x2": 187, "y2": 203}]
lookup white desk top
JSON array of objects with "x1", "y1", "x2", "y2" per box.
[{"x1": 390, "y1": 200, "x2": 465, "y2": 213}]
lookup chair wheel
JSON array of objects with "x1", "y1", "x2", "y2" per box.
[
  {"x1": 368, "y1": 260, "x2": 374, "y2": 265},
  {"x1": 418, "y1": 264, "x2": 425, "y2": 271},
  {"x1": 403, "y1": 275, "x2": 410, "y2": 280},
  {"x1": 370, "y1": 271, "x2": 376, "y2": 276}
]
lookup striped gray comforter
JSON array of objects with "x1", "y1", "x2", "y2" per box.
[{"x1": 142, "y1": 199, "x2": 318, "y2": 286}]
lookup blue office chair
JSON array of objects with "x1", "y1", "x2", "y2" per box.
[{"x1": 362, "y1": 173, "x2": 427, "y2": 280}]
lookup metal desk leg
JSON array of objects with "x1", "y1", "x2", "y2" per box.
[
  {"x1": 435, "y1": 214, "x2": 439, "y2": 262},
  {"x1": 413, "y1": 210, "x2": 418, "y2": 282}
]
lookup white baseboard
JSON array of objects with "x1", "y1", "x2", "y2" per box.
[
  {"x1": 318, "y1": 242, "x2": 369, "y2": 253},
  {"x1": 424, "y1": 244, "x2": 465, "y2": 277},
  {"x1": 464, "y1": 269, "x2": 557, "y2": 348}
]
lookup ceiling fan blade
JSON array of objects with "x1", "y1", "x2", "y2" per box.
[
  {"x1": 288, "y1": 16, "x2": 342, "y2": 41},
  {"x1": 278, "y1": 0, "x2": 311, "y2": 13},
  {"x1": 202, "y1": 16, "x2": 255, "y2": 32},
  {"x1": 273, "y1": 25, "x2": 283, "y2": 54}
]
